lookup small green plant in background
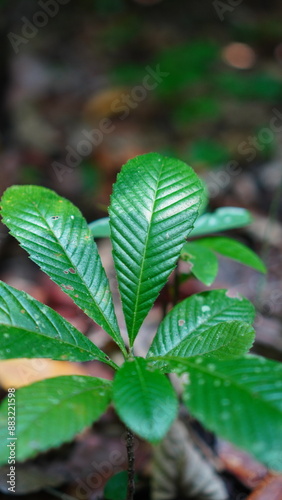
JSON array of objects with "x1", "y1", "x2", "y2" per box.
[{"x1": 0, "y1": 153, "x2": 281, "y2": 499}]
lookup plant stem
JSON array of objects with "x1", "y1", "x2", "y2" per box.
[{"x1": 126, "y1": 429, "x2": 135, "y2": 500}]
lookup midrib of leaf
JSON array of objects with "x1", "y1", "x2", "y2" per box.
[
  {"x1": 17, "y1": 202, "x2": 125, "y2": 355},
  {"x1": 169, "y1": 357, "x2": 281, "y2": 414},
  {"x1": 130, "y1": 167, "x2": 163, "y2": 341},
  {"x1": 17, "y1": 383, "x2": 110, "y2": 428}
]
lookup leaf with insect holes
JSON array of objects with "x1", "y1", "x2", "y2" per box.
[
  {"x1": 181, "y1": 242, "x2": 218, "y2": 286},
  {"x1": 109, "y1": 153, "x2": 203, "y2": 345},
  {"x1": 0, "y1": 376, "x2": 112, "y2": 464},
  {"x1": 197, "y1": 236, "x2": 266, "y2": 273},
  {"x1": 0, "y1": 186, "x2": 126, "y2": 355},
  {"x1": 148, "y1": 289, "x2": 255, "y2": 358},
  {"x1": 0, "y1": 281, "x2": 117, "y2": 369},
  {"x1": 113, "y1": 358, "x2": 178, "y2": 442},
  {"x1": 167, "y1": 355, "x2": 282, "y2": 471}
]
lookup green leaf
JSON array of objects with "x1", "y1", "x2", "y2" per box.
[
  {"x1": 197, "y1": 237, "x2": 266, "y2": 273},
  {"x1": 0, "y1": 376, "x2": 112, "y2": 464},
  {"x1": 179, "y1": 356, "x2": 282, "y2": 471},
  {"x1": 0, "y1": 281, "x2": 116, "y2": 368},
  {"x1": 198, "y1": 182, "x2": 209, "y2": 216},
  {"x1": 113, "y1": 358, "x2": 178, "y2": 442},
  {"x1": 109, "y1": 153, "x2": 203, "y2": 344},
  {"x1": 88, "y1": 208, "x2": 253, "y2": 246},
  {"x1": 89, "y1": 217, "x2": 110, "y2": 238},
  {"x1": 190, "y1": 207, "x2": 252, "y2": 237},
  {"x1": 1, "y1": 186, "x2": 126, "y2": 355},
  {"x1": 150, "y1": 321, "x2": 254, "y2": 361},
  {"x1": 181, "y1": 242, "x2": 218, "y2": 286},
  {"x1": 104, "y1": 471, "x2": 128, "y2": 500},
  {"x1": 148, "y1": 289, "x2": 255, "y2": 357}
]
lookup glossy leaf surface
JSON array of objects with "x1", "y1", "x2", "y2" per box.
[
  {"x1": 0, "y1": 282, "x2": 116, "y2": 368},
  {"x1": 113, "y1": 358, "x2": 178, "y2": 442},
  {"x1": 109, "y1": 153, "x2": 203, "y2": 344},
  {"x1": 0, "y1": 376, "x2": 112, "y2": 463},
  {"x1": 177, "y1": 355, "x2": 282, "y2": 470},
  {"x1": 148, "y1": 290, "x2": 255, "y2": 357},
  {"x1": 150, "y1": 321, "x2": 254, "y2": 361},
  {"x1": 1, "y1": 186, "x2": 125, "y2": 354},
  {"x1": 89, "y1": 208, "x2": 252, "y2": 241}
]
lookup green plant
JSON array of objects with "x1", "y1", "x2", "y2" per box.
[{"x1": 0, "y1": 153, "x2": 281, "y2": 499}]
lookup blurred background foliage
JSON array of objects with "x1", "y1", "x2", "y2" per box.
[
  {"x1": 1, "y1": 0, "x2": 282, "y2": 322},
  {"x1": 0, "y1": 0, "x2": 282, "y2": 219}
]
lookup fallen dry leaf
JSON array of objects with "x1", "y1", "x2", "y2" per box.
[
  {"x1": 0, "y1": 359, "x2": 87, "y2": 390},
  {"x1": 247, "y1": 473, "x2": 282, "y2": 500},
  {"x1": 82, "y1": 87, "x2": 129, "y2": 120},
  {"x1": 218, "y1": 441, "x2": 268, "y2": 489}
]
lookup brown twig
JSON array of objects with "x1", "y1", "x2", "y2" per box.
[{"x1": 126, "y1": 428, "x2": 135, "y2": 500}]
